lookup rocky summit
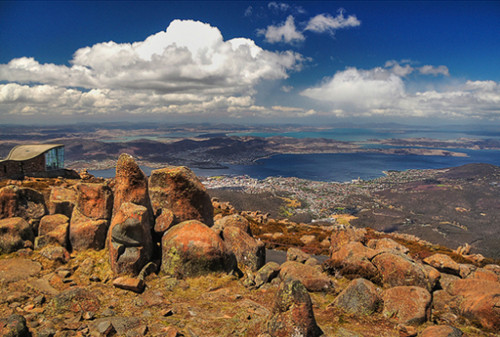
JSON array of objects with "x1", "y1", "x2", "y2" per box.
[{"x1": 0, "y1": 155, "x2": 499, "y2": 336}]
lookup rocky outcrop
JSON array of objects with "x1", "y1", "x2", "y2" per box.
[
  {"x1": 35, "y1": 214, "x2": 69, "y2": 249},
  {"x1": 332, "y1": 278, "x2": 380, "y2": 315},
  {"x1": 366, "y1": 237, "x2": 409, "y2": 254},
  {"x1": 279, "y1": 261, "x2": 333, "y2": 292},
  {"x1": 372, "y1": 252, "x2": 434, "y2": 291},
  {"x1": 0, "y1": 186, "x2": 46, "y2": 224},
  {"x1": 287, "y1": 247, "x2": 311, "y2": 263},
  {"x1": 382, "y1": 286, "x2": 431, "y2": 325},
  {"x1": 48, "y1": 186, "x2": 76, "y2": 217},
  {"x1": 108, "y1": 202, "x2": 153, "y2": 276},
  {"x1": 330, "y1": 226, "x2": 367, "y2": 253},
  {"x1": 254, "y1": 262, "x2": 281, "y2": 288},
  {"x1": 113, "y1": 154, "x2": 152, "y2": 218},
  {"x1": 161, "y1": 220, "x2": 231, "y2": 277},
  {"x1": 212, "y1": 214, "x2": 251, "y2": 235},
  {"x1": 0, "y1": 217, "x2": 34, "y2": 253},
  {"x1": 326, "y1": 242, "x2": 379, "y2": 282},
  {"x1": 423, "y1": 253, "x2": 461, "y2": 276},
  {"x1": 267, "y1": 278, "x2": 323, "y2": 337},
  {"x1": 222, "y1": 225, "x2": 265, "y2": 272},
  {"x1": 70, "y1": 182, "x2": 113, "y2": 250},
  {"x1": 149, "y1": 166, "x2": 213, "y2": 226}
]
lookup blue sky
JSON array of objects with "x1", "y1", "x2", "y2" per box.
[{"x1": 1, "y1": 1, "x2": 499, "y2": 124}]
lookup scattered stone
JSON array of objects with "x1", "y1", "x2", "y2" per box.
[
  {"x1": 326, "y1": 242, "x2": 379, "y2": 282},
  {"x1": 304, "y1": 257, "x2": 321, "y2": 267},
  {"x1": 382, "y1": 286, "x2": 431, "y2": 325},
  {"x1": 420, "y1": 325, "x2": 463, "y2": 337},
  {"x1": 367, "y1": 238, "x2": 409, "y2": 254},
  {"x1": 254, "y1": 262, "x2": 281, "y2": 288},
  {"x1": 332, "y1": 278, "x2": 380, "y2": 315},
  {"x1": 149, "y1": 166, "x2": 214, "y2": 226},
  {"x1": 300, "y1": 234, "x2": 316, "y2": 245},
  {"x1": 423, "y1": 253, "x2": 461, "y2": 276},
  {"x1": 160, "y1": 308, "x2": 174, "y2": 317},
  {"x1": 213, "y1": 214, "x2": 251, "y2": 235},
  {"x1": 280, "y1": 261, "x2": 333, "y2": 292},
  {"x1": 47, "y1": 287, "x2": 100, "y2": 314},
  {"x1": 0, "y1": 314, "x2": 31, "y2": 337},
  {"x1": 286, "y1": 247, "x2": 311, "y2": 263},
  {"x1": 222, "y1": 225, "x2": 265, "y2": 272},
  {"x1": 39, "y1": 244, "x2": 70, "y2": 263},
  {"x1": 161, "y1": 220, "x2": 232, "y2": 277},
  {"x1": 108, "y1": 202, "x2": 153, "y2": 276},
  {"x1": 267, "y1": 278, "x2": 323, "y2": 337},
  {"x1": 113, "y1": 276, "x2": 145, "y2": 293},
  {"x1": 36, "y1": 214, "x2": 69, "y2": 249},
  {"x1": 397, "y1": 324, "x2": 417, "y2": 337},
  {"x1": 0, "y1": 217, "x2": 34, "y2": 254},
  {"x1": 372, "y1": 252, "x2": 433, "y2": 291}
]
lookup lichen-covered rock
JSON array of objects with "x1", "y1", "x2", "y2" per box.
[
  {"x1": 326, "y1": 242, "x2": 379, "y2": 282},
  {"x1": 161, "y1": 220, "x2": 231, "y2": 277},
  {"x1": 254, "y1": 262, "x2": 281, "y2": 288},
  {"x1": 222, "y1": 225, "x2": 265, "y2": 272},
  {"x1": 0, "y1": 217, "x2": 34, "y2": 254},
  {"x1": 113, "y1": 154, "x2": 152, "y2": 219},
  {"x1": 153, "y1": 208, "x2": 176, "y2": 236},
  {"x1": 367, "y1": 238, "x2": 409, "y2": 254},
  {"x1": 382, "y1": 286, "x2": 431, "y2": 325},
  {"x1": 36, "y1": 214, "x2": 69, "y2": 249},
  {"x1": 447, "y1": 278, "x2": 500, "y2": 329},
  {"x1": 267, "y1": 278, "x2": 323, "y2": 337},
  {"x1": 47, "y1": 287, "x2": 100, "y2": 315},
  {"x1": 287, "y1": 247, "x2": 311, "y2": 263},
  {"x1": 420, "y1": 325, "x2": 463, "y2": 337},
  {"x1": 0, "y1": 314, "x2": 31, "y2": 337},
  {"x1": 330, "y1": 226, "x2": 367, "y2": 253},
  {"x1": 69, "y1": 208, "x2": 109, "y2": 250},
  {"x1": 0, "y1": 185, "x2": 46, "y2": 222},
  {"x1": 149, "y1": 166, "x2": 213, "y2": 226},
  {"x1": 423, "y1": 253, "x2": 461, "y2": 276},
  {"x1": 332, "y1": 278, "x2": 380, "y2": 315},
  {"x1": 75, "y1": 183, "x2": 113, "y2": 220},
  {"x1": 48, "y1": 186, "x2": 76, "y2": 217},
  {"x1": 372, "y1": 252, "x2": 433, "y2": 291},
  {"x1": 212, "y1": 214, "x2": 251, "y2": 235},
  {"x1": 108, "y1": 202, "x2": 153, "y2": 276},
  {"x1": 280, "y1": 261, "x2": 333, "y2": 292}
]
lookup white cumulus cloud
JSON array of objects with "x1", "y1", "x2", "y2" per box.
[
  {"x1": 305, "y1": 9, "x2": 361, "y2": 34},
  {"x1": 301, "y1": 65, "x2": 500, "y2": 119},
  {"x1": 257, "y1": 15, "x2": 305, "y2": 44},
  {"x1": 0, "y1": 20, "x2": 305, "y2": 118}
]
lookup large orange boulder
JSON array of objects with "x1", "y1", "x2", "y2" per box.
[
  {"x1": 420, "y1": 325, "x2": 463, "y2": 337},
  {"x1": 113, "y1": 154, "x2": 152, "y2": 219},
  {"x1": 330, "y1": 226, "x2": 367, "y2": 253},
  {"x1": 447, "y1": 278, "x2": 500, "y2": 329},
  {"x1": 325, "y1": 242, "x2": 379, "y2": 282},
  {"x1": 0, "y1": 185, "x2": 46, "y2": 222},
  {"x1": 36, "y1": 214, "x2": 69, "y2": 249},
  {"x1": 367, "y1": 238, "x2": 409, "y2": 255},
  {"x1": 332, "y1": 278, "x2": 380, "y2": 315},
  {"x1": 267, "y1": 278, "x2": 323, "y2": 337},
  {"x1": 372, "y1": 252, "x2": 433, "y2": 291},
  {"x1": 48, "y1": 186, "x2": 77, "y2": 218},
  {"x1": 75, "y1": 183, "x2": 113, "y2": 220},
  {"x1": 161, "y1": 220, "x2": 230, "y2": 277},
  {"x1": 382, "y1": 286, "x2": 431, "y2": 325},
  {"x1": 69, "y1": 208, "x2": 109, "y2": 250},
  {"x1": 222, "y1": 225, "x2": 265, "y2": 272},
  {"x1": 149, "y1": 166, "x2": 213, "y2": 226},
  {"x1": 279, "y1": 261, "x2": 334, "y2": 292},
  {"x1": 108, "y1": 202, "x2": 153, "y2": 276},
  {"x1": 423, "y1": 253, "x2": 461, "y2": 276},
  {"x1": 0, "y1": 217, "x2": 34, "y2": 254}
]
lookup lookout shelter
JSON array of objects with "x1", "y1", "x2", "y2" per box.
[{"x1": 0, "y1": 144, "x2": 65, "y2": 179}]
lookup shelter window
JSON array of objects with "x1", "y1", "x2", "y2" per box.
[{"x1": 45, "y1": 147, "x2": 64, "y2": 170}]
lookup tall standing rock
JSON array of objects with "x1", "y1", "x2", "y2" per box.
[
  {"x1": 69, "y1": 183, "x2": 113, "y2": 250},
  {"x1": 149, "y1": 166, "x2": 213, "y2": 227},
  {"x1": 113, "y1": 154, "x2": 152, "y2": 219},
  {"x1": 108, "y1": 202, "x2": 153, "y2": 276},
  {"x1": 267, "y1": 278, "x2": 323, "y2": 337}
]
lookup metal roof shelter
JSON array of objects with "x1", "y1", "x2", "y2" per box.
[{"x1": 2, "y1": 144, "x2": 64, "y2": 161}]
